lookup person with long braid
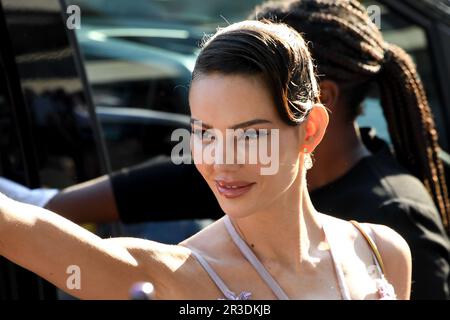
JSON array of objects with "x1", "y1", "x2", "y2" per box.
[
  {"x1": 252, "y1": 0, "x2": 450, "y2": 225},
  {"x1": 0, "y1": 0, "x2": 448, "y2": 299},
  {"x1": 247, "y1": 0, "x2": 450, "y2": 299}
]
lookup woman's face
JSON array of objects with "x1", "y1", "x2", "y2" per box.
[{"x1": 189, "y1": 73, "x2": 308, "y2": 219}]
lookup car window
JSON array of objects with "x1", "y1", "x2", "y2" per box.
[
  {"x1": 0, "y1": 68, "x2": 27, "y2": 300},
  {"x1": 0, "y1": 0, "x2": 120, "y2": 299},
  {"x1": 68, "y1": 0, "x2": 262, "y2": 170},
  {"x1": 0, "y1": 80, "x2": 26, "y2": 183},
  {"x1": 1, "y1": 0, "x2": 105, "y2": 189},
  {"x1": 359, "y1": 0, "x2": 447, "y2": 152},
  {"x1": 69, "y1": 0, "x2": 262, "y2": 113}
]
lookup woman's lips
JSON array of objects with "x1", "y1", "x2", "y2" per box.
[{"x1": 215, "y1": 180, "x2": 256, "y2": 199}]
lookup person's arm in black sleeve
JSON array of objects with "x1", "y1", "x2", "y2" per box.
[
  {"x1": 110, "y1": 156, "x2": 224, "y2": 224},
  {"x1": 45, "y1": 156, "x2": 223, "y2": 224},
  {"x1": 45, "y1": 175, "x2": 119, "y2": 224},
  {"x1": 378, "y1": 199, "x2": 450, "y2": 300}
]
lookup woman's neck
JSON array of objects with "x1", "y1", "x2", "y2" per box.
[{"x1": 228, "y1": 174, "x2": 324, "y2": 273}]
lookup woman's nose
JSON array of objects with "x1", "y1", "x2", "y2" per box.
[{"x1": 211, "y1": 139, "x2": 242, "y2": 172}]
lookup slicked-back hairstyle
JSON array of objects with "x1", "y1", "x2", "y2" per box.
[
  {"x1": 192, "y1": 20, "x2": 320, "y2": 125},
  {"x1": 250, "y1": 0, "x2": 450, "y2": 230}
]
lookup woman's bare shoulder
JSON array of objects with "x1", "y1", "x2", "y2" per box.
[
  {"x1": 106, "y1": 217, "x2": 228, "y2": 262},
  {"x1": 356, "y1": 223, "x2": 411, "y2": 274},
  {"x1": 104, "y1": 218, "x2": 232, "y2": 298},
  {"x1": 105, "y1": 237, "x2": 191, "y2": 264},
  {"x1": 319, "y1": 214, "x2": 411, "y2": 277},
  {"x1": 104, "y1": 237, "x2": 206, "y2": 298},
  {"x1": 354, "y1": 222, "x2": 412, "y2": 299},
  {"x1": 360, "y1": 223, "x2": 411, "y2": 255},
  {"x1": 318, "y1": 213, "x2": 411, "y2": 299}
]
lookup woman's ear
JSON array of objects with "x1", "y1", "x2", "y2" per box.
[
  {"x1": 302, "y1": 104, "x2": 329, "y2": 153},
  {"x1": 319, "y1": 79, "x2": 340, "y2": 112}
]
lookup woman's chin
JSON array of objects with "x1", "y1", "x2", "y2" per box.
[
  {"x1": 211, "y1": 185, "x2": 261, "y2": 219},
  {"x1": 223, "y1": 210, "x2": 254, "y2": 220},
  {"x1": 218, "y1": 202, "x2": 256, "y2": 219}
]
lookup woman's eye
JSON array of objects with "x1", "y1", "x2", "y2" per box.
[
  {"x1": 241, "y1": 129, "x2": 269, "y2": 140},
  {"x1": 192, "y1": 129, "x2": 203, "y2": 138}
]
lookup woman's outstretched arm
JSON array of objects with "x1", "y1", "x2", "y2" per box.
[{"x1": 0, "y1": 193, "x2": 186, "y2": 299}]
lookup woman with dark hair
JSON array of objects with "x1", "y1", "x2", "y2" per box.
[
  {"x1": 1, "y1": 0, "x2": 447, "y2": 300},
  {"x1": 0, "y1": 20, "x2": 411, "y2": 299}
]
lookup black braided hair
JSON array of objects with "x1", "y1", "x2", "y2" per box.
[{"x1": 250, "y1": 0, "x2": 450, "y2": 230}]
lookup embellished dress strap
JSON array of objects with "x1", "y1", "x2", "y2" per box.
[
  {"x1": 349, "y1": 220, "x2": 385, "y2": 274},
  {"x1": 321, "y1": 221, "x2": 353, "y2": 300},
  {"x1": 186, "y1": 247, "x2": 251, "y2": 300},
  {"x1": 349, "y1": 220, "x2": 397, "y2": 300},
  {"x1": 224, "y1": 216, "x2": 290, "y2": 300}
]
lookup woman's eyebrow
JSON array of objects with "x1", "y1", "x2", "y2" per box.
[
  {"x1": 190, "y1": 118, "x2": 272, "y2": 129},
  {"x1": 190, "y1": 118, "x2": 211, "y2": 129},
  {"x1": 231, "y1": 119, "x2": 272, "y2": 129}
]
